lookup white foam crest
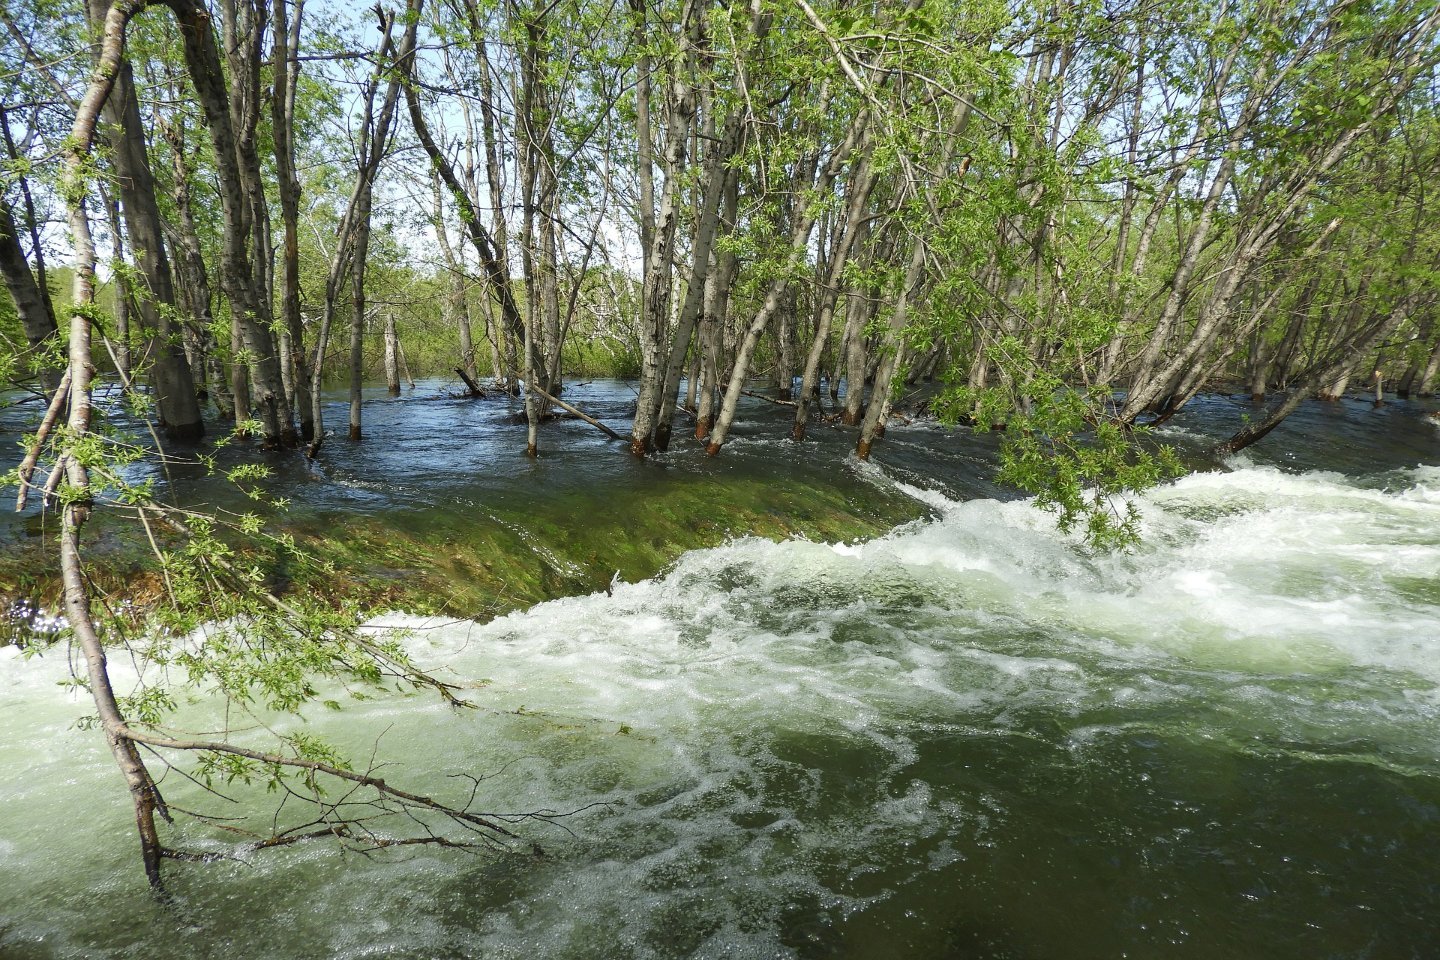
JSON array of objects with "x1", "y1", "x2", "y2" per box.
[
  {"x1": 321, "y1": 464, "x2": 1440, "y2": 728},
  {"x1": 5, "y1": 464, "x2": 1437, "y2": 734},
  {"x1": 845, "y1": 454, "x2": 963, "y2": 513},
  {"x1": 346, "y1": 464, "x2": 1440, "y2": 749},
  {"x1": 892, "y1": 481, "x2": 961, "y2": 514}
]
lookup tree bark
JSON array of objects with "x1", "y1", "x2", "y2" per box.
[
  {"x1": 792, "y1": 150, "x2": 876, "y2": 440},
  {"x1": 58, "y1": 0, "x2": 170, "y2": 887},
  {"x1": 272, "y1": 0, "x2": 313, "y2": 441},
  {"x1": 160, "y1": 116, "x2": 233, "y2": 421},
  {"x1": 0, "y1": 196, "x2": 61, "y2": 394},
  {"x1": 630, "y1": 0, "x2": 698, "y2": 456},
  {"x1": 651, "y1": 123, "x2": 743, "y2": 452},
  {"x1": 383, "y1": 313, "x2": 401, "y2": 395},
  {"x1": 857, "y1": 235, "x2": 927, "y2": 460},
  {"x1": 432, "y1": 171, "x2": 478, "y2": 384},
  {"x1": 85, "y1": 0, "x2": 204, "y2": 438}
]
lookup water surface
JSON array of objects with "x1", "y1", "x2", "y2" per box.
[{"x1": 1, "y1": 383, "x2": 1438, "y2": 958}]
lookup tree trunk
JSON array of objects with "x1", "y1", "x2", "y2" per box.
[
  {"x1": 303, "y1": 6, "x2": 414, "y2": 448},
  {"x1": 432, "y1": 171, "x2": 478, "y2": 383},
  {"x1": 57, "y1": 0, "x2": 172, "y2": 887},
  {"x1": 231, "y1": 321, "x2": 251, "y2": 427},
  {"x1": 0, "y1": 133, "x2": 62, "y2": 394},
  {"x1": 792, "y1": 151, "x2": 875, "y2": 440},
  {"x1": 398, "y1": 339, "x2": 415, "y2": 389},
  {"x1": 857, "y1": 236, "x2": 928, "y2": 460},
  {"x1": 1416, "y1": 331, "x2": 1440, "y2": 396},
  {"x1": 349, "y1": 205, "x2": 372, "y2": 441},
  {"x1": 406, "y1": 9, "x2": 535, "y2": 409},
  {"x1": 775, "y1": 297, "x2": 795, "y2": 400},
  {"x1": 221, "y1": 0, "x2": 297, "y2": 445},
  {"x1": 86, "y1": 3, "x2": 203, "y2": 439},
  {"x1": 629, "y1": 4, "x2": 698, "y2": 456},
  {"x1": 684, "y1": 346, "x2": 700, "y2": 413},
  {"x1": 159, "y1": 111, "x2": 233, "y2": 420},
  {"x1": 100, "y1": 193, "x2": 133, "y2": 384},
  {"x1": 652, "y1": 121, "x2": 743, "y2": 452},
  {"x1": 384, "y1": 313, "x2": 401, "y2": 395},
  {"x1": 154, "y1": 0, "x2": 293, "y2": 444},
  {"x1": 272, "y1": 0, "x2": 313, "y2": 441},
  {"x1": 841, "y1": 291, "x2": 876, "y2": 426},
  {"x1": 1317, "y1": 372, "x2": 1352, "y2": 401}
]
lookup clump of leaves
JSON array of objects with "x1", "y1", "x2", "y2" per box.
[{"x1": 936, "y1": 357, "x2": 1183, "y2": 550}]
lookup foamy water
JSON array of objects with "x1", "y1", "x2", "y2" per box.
[{"x1": 3, "y1": 465, "x2": 1439, "y2": 958}]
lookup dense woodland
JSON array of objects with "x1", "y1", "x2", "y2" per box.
[
  {"x1": 3, "y1": 0, "x2": 1440, "y2": 889},
  {"x1": 4, "y1": 0, "x2": 1439, "y2": 456}
]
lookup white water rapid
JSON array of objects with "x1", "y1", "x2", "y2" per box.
[{"x1": 3, "y1": 464, "x2": 1440, "y2": 959}]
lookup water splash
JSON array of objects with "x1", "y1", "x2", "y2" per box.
[{"x1": 3, "y1": 465, "x2": 1440, "y2": 958}]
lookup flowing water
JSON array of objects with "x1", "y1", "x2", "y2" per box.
[{"x1": 2, "y1": 384, "x2": 1439, "y2": 958}]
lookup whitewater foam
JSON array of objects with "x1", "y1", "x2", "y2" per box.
[{"x1": 4, "y1": 465, "x2": 1440, "y2": 958}]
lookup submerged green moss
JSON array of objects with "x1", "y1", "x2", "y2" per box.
[
  {"x1": 290, "y1": 469, "x2": 923, "y2": 619},
  {"x1": 1, "y1": 468, "x2": 924, "y2": 630}
]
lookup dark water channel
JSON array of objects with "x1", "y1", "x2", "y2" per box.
[{"x1": 2, "y1": 380, "x2": 1439, "y2": 959}]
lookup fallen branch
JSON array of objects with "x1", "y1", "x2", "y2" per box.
[
  {"x1": 15, "y1": 368, "x2": 70, "y2": 512},
  {"x1": 518, "y1": 374, "x2": 625, "y2": 442},
  {"x1": 741, "y1": 389, "x2": 797, "y2": 408},
  {"x1": 119, "y1": 725, "x2": 541, "y2": 853},
  {"x1": 455, "y1": 367, "x2": 486, "y2": 397}
]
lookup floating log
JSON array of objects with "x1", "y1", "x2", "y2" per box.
[{"x1": 741, "y1": 389, "x2": 797, "y2": 407}]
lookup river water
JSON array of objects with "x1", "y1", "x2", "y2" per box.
[{"x1": 2, "y1": 384, "x2": 1439, "y2": 958}]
